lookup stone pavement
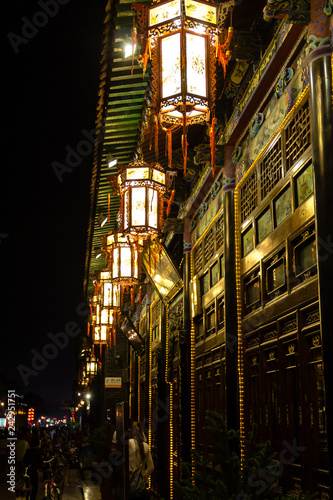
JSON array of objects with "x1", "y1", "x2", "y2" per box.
[
  {"x1": 0, "y1": 465, "x2": 102, "y2": 499},
  {"x1": 81, "y1": 467, "x2": 102, "y2": 500}
]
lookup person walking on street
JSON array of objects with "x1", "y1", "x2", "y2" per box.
[{"x1": 128, "y1": 422, "x2": 154, "y2": 499}]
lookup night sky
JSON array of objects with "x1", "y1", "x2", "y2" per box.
[{"x1": 2, "y1": 0, "x2": 107, "y2": 417}]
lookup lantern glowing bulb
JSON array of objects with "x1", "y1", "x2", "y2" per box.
[
  {"x1": 125, "y1": 43, "x2": 137, "y2": 58},
  {"x1": 107, "y1": 154, "x2": 118, "y2": 168},
  {"x1": 98, "y1": 213, "x2": 108, "y2": 227}
]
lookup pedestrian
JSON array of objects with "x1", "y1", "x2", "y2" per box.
[
  {"x1": 23, "y1": 427, "x2": 33, "y2": 448},
  {"x1": 23, "y1": 436, "x2": 42, "y2": 500},
  {"x1": 128, "y1": 421, "x2": 154, "y2": 499},
  {"x1": 53, "y1": 428, "x2": 64, "y2": 449},
  {"x1": 16, "y1": 431, "x2": 29, "y2": 481}
]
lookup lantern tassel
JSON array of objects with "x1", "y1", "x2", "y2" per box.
[
  {"x1": 217, "y1": 26, "x2": 233, "y2": 77},
  {"x1": 141, "y1": 38, "x2": 150, "y2": 78},
  {"x1": 182, "y1": 132, "x2": 188, "y2": 176},
  {"x1": 210, "y1": 114, "x2": 216, "y2": 177},
  {"x1": 165, "y1": 128, "x2": 172, "y2": 169},
  {"x1": 166, "y1": 189, "x2": 175, "y2": 216},
  {"x1": 149, "y1": 239, "x2": 151, "y2": 274},
  {"x1": 100, "y1": 344, "x2": 102, "y2": 358},
  {"x1": 131, "y1": 287, "x2": 135, "y2": 308},
  {"x1": 154, "y1": 117, "x2": 159, "y2": 160},
  {"x1": 139, "y1": 286, "x2": 142, "y2": 306},
  {"x1": 182, "y1": 113, "x2": 188, "y2": 175}
]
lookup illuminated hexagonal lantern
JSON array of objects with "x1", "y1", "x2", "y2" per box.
[
  {"x1": 85, "y1": 353, "x2": 98, "y2": 378},
  {"x1": 147, "y1": 0, "x2": 218, "y2": 127},
  {"x1": 107, "y1": 232, "x2": 140, "y2": 286},
  {"x1": 100, "y1": 270, "x2": 121, "y2": 309},
  {"x1": 119, "y1": 158, "x2": 166, "y2": 240},
  {"x1": 91, "y1": 271, "x2": 121, "y2": 347}
]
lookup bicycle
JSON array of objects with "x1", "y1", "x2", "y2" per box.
[
  {"x1": 15, "y1": 464, "x2": 33, "y2": 499},
  {"x1": 42, "y1": 457, "x2": 63, "y2": 500}
]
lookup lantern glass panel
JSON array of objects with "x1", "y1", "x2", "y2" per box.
[
  {"x1": 185, "y1": 0, "x2": 216, "y2": 24},
  {"x1": 101, "y1": 308, "x2": 108, "y2": 325},
  {"x1": 126, "y1": 166, "x2": 149, "y2": 180},
  {"x1": 103, "y1": 283, "x2": 111, "y2": 306},
  {"x1": 107, "y1": 234, "x2": 114, "y2": 246},
  {"x1": 96, "y1": 304, "x2": 100, "y2": 324},
  {"x1": 131, "y1": 187, "x2": 146, "y2": 226},
  {"x1": 161, "y1": 33, "x2": 181, "y2": 99},
  {"x1": 148, "y1": 188, "x2": 158, "y2": 228},
  {"x1": 113, "y1": 284, "x2": 120, "y2": 308},
  {"x1": 94, "y1": 327, "x2": 100, "y2": 341},
  {"x1": 152, "y1": 168, "x2": 165, "y2": 185},
  {"x1": 133, "y1": 248, "x2": 139, "y2": 279},
  {"x1": 149, "y1": 0, "x2": 181, "y2": 27},
  {"x1": 113, "y1": 247, "x2": 119, "y2": 278},
  {"x1": 101, "y1": 271, "x2": 111, "y2": 281},
  {"x1": 101, "y1": 325, "x2": 108, "y2": 342},
  {"x1": 120, "y1": 246, "x2": 132, "y2": 277},
  {"x1": 186, "y1": 33, "x2": 207, "y2": 97}
]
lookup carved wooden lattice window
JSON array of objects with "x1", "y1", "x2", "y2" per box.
[
  {"x1": 217, "y1": 295, "x2": 225, "y2": 330},
  {"x1": 206, "y1": 303, "x2": 216, "y2": 337},
  {"x1": 215, "y1": 213, "x2": 224, "y2": 250},
  {"x1": 195, "y1": 315, "x2": 204, "y2": 343},
  {"x1": 285, "y1": 99, "x2": 311, "y2": 171},
  {"x1": 259, "y1": 137, "x2": 283, "y2": 200},
  {"x1": 240, "y1": 170, "x2": 258, "y2": 223},
  {"x1": 204, "y1": 227, "x2": 215, "y2": 262},
  {"x1": 193, "y1": 242, "x2": 203, "y2": 275}
]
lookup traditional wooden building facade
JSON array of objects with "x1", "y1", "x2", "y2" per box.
[{"x1": 82, "y1": 0, "x2": 332, "y2": 497}]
